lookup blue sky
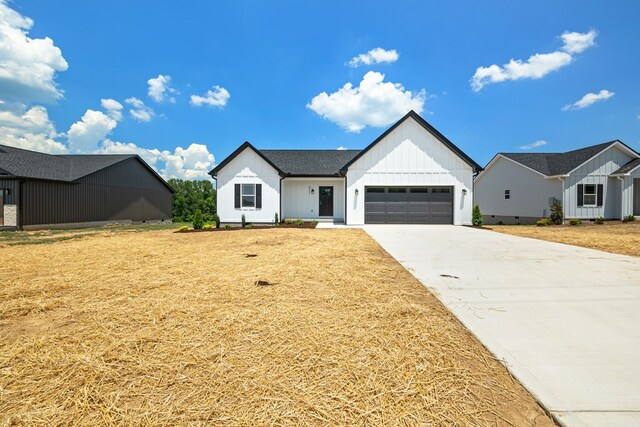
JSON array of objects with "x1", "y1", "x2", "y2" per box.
[{"x1": 2, "y1": 0, "x2": 639, "y2": 179}]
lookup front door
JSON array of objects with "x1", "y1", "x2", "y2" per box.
[{"x1": 319, "y1": 186, "x2": 333, "y2": 217}]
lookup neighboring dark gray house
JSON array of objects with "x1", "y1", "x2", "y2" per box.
[
  {"x1": 475, "y1": 140, "x2": 640, "y2": 224},
  {"x1": 0, "y1": 144, "x2": 173, "y2": 230}
]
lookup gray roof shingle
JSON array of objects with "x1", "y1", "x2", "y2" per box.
[
  {"x1": 0, "y1": 144, "x2": 135, "y2": 181},
  {"x1": 612, "y1": 158, "x2": 640, "y2": 175},
  {"x1": 259, "y1": 149, "x2": 361, "y2": 175},
  {"x1": 500, "y1": 141, "x2": 635, "y2": 176}
]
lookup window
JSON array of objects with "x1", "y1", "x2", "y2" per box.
[
  {"x1": 388, "y1": 187, "x2": 406, "y2": 193},
  {"x1": 432, "y1": 188, "x2": 451, "y2": 193},
  {"x1": 583, "y1": 184, "x2": 596, "y2": 206},
  {"x1": 241, "y1": 184, "x2": 255, "y2": 208},
  {"x1": 0, "y1": 189, "x2": 9, "y2": 196},
  {"x1": 366, "y1": 187, "x2": 385, "y2": 193},
  {"x1": 505, "y1": 190, "x2": 510, "y2": 200},
  {"x1": 410, "y1": 187, "x2": 430, "y2": 193}
]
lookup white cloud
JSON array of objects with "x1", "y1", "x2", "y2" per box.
[
  {"x1": 190, "y1": 86, "x2": 230, "y2": 108},
  {"x1": 561, "y1": 30, "x2": 597, "y2": 54},
  {"x1": 0, "y1": 103, "x2": 66, "y2": 153},
  {"x1": 471, "y1": 30, "x2": 597, "y2": 92},
  {"x1": 519, "y1": 140, "x2": 548, "y2": 150},
  {"x1": 100, "y1": 98, "x2": 123, "y2": 121},
  {"x1": 0, "y1": 0, "x2": 68, "y2": 103},
  {"x1": 307, "y1": 71, "x2": 425, "y2": 132},
  {"x1": 66, "y1": 109, "x2": 117, "y2": 152},
  {"x1": 147, "y1": 74, "x2": 177, "y2": 103},
  {"x1": 347, "y1": 48, "x2": 399, "y2": 68},
  {"x1": 125, "y1": 97, "x2": 154, "y2": 122},
  {"x1": 336, "y1": 146, "x2": 347, "y2": 150},
  {"x1": 562, "y1": 89, "x2": 614, "y2": 111}
]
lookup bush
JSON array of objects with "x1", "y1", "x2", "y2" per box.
[
  {"x1": 203, "y1": 224, "x2": 214, "y2": 230},
  {"x1": 568, "y1": 218, "x2": 582, "y2": 226},
  {"x1": 536, "y1": 218, "x2": 551, "y2": 226},
  {"x1": 274, "y1": 212, "x2": 279, "y2": 225},
  {"x1": 241, "y1": 214, "x2": 246, "y2": 228},
  {"x1": 192, "y1": 209, "x2": 204, "y2": 230},
  {"x1": 472, "y1": 205, "x2": 483, "y2": 226},
  {"x1": 212, "y1": 213, "x2": 220, "y2": 228},
  {"x1": 623, "y1": 215, "x2": 636, "y2": 223},
  {"x1": 550, "y1": 199, "x2": 564, "y2": 225},
  {"x1": 595, "y1": 216, "x2": 605, "y2": 224},
  {"x1": 246, "y1": 223, "x2": 254, "y2": 229},
  {"x1": 177, "y1": 225, "x2": 189, "y2": 232},
  {"x1": 224, "y1": 224, "x2": 233, "y2": 229},
  {"x1": 284, "y1": 218, "x2": 294, "y2": 225},
  {"x1": 294, "y1": 219, "x2": 304, "y2": 226}
]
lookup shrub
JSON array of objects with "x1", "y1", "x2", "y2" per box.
[
  {"x1": 203, "y1": 224, "x2": 214, "y2": 230},
  {"x1": 224, "y1": 224, "x2": 233, "y2": 229},
  {"x1": 177, "y1": 225, "x2": 189, "y2": 232},
  {"x1": 497, "y1": 221, "x2": 504, "y2": 225},
  {"x1": 472, "y1": 205, "x2": 483, "y2": 226},
  {"x1": 595, "y1": 216, "x2": 605, "y2": 224},
  {"x1": 212, "y1": 213, "x2": 220, "y2": 228},
  {"x1": 192, "y1": 209, "x2": 204, "y2": 230},
  {"x1": 284, "y1": 218, "x2": 294, "y2": 225},
  {"x1": 274, "y1": 212, "x2": 279, "y2": 225},
  {"x1": 294, "y1": 219, "x2": 304, "y2": 226},
  {"x1": 549, "y1": 198, "x2": 564, "y2": 225},
  {"x1": 311, "y1": 220, "x2": 318, "y2": 227},
  {"x1": 568, "y1": 218, "x2": 582, "y2": 226},
  {"x1": 536, "y1": 218, "x2": 551, "y2": 227},
  {"x1": 623, "y1": 215, "x2": 636, "y2": 222},
  {"x1": 246, "y1": 223, "x2": 254, "y2": 229},
  {"x1": 241, "y1": 214, "x2": 246, "y2": 228}
]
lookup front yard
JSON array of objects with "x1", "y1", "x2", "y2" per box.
[
  {"x1": 0, "y1": 228, "x2": 553, "y2": 425},
  {"x1": 490, "y1": 221, "x2": 640, "y2": 257}
]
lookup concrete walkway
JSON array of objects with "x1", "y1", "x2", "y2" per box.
[{"x1": 364, "y1": 225, "x2": 640, "y2": 427}]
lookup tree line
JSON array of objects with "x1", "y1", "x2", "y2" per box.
[{"x1": 168, "y1": 179, "x2": 216, "y2": 222}]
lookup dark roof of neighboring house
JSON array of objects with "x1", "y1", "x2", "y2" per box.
[
  {"x1": 499, "y1": 140, "x2": 638, "y2": 176},
  {"x1": 0, "y1": 144, "x2": 173, "y2": 191},
  {"x1": 260, "y1": 149, "x2": 361, "y2": 176},
  {"x1": 612, "y1": 157, "x2": 640, "y2": 175},
  {"x1": 209, "y1": 111, "x2": 482, "y2": 177}
]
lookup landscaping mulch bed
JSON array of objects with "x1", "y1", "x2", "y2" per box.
[
  {"x1": 180, "y1": 222, "x2": 318, "y2": 232},
  {"x1": 0, "y1": 228, "x2": 554, "y2": 425}
]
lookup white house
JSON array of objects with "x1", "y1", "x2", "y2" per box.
[
  {"x1": 475, "y1": 140, "x2": 640, "y2": 224},
  {"x1": 210, "y1": 111, "x2": 482, "y2": 225}
]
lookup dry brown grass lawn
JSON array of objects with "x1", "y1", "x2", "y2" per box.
[
  {"x1": 490, "y1": 221, "x2": 640, "y2": 257},
  {"x1": 0, "y1": 228, "x2": 554, "y2": 426}
]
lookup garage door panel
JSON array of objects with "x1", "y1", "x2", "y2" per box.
[{"x1": 364, "y1": 186, "x2": 453, "y2": 224}]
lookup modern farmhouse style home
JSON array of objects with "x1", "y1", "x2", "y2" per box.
[
  {"x1": 0, "y1": 144, "x2": 173, "y2": 230},
  {"x1": 210, "y1": 111, "x2": 482, "y2": 225},
  {"x1": 475, "y1": 140, "x2": 640, "y2": 224}
]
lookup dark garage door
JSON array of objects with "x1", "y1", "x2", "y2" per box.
[{"x1": 365, "y1": 186, "x2": 453, "y2": 224}]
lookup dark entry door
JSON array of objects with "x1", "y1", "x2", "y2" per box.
[
  {"x1": 364, "y1": 186, "x2": 453, "y2": 224},
  {"x1": 319, "y1": 186, "x2": 334, "y2": 216}
]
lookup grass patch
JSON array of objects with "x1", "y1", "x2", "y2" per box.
[{"x1": 0, "y1": 228, "x2": 553, "y2": 425}]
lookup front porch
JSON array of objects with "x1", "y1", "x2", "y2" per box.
[{"x1": 281, "y1": 177, "x2": 345, "y2": 222}]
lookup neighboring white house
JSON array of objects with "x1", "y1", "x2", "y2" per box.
[
  {"x1": 475, "y1": 140, "x2": 640, "y2": 224},
  {"x1": 210, "y1": 111, "x2": 482, "y2": 225}
]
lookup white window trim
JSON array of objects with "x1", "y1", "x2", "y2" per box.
[
  {"x1": 583, "y1": 184, "x2": 597, "y2": 207},
  {"x1": 241, "y1": 183, "x2": 256, "y2": 208},
  {"x1": 504, "y1": 189, "x2": 510, "y2": 200}
]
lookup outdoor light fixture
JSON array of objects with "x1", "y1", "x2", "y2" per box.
[
  {"x1": 355, "y1": 189, "x2": 359, "y2": 196},
  {"x1": 311, "y1": 188, "x2": 315, "y2": 195},
  {"x1": 462, "y1": 189, "x2": 468, "y2": 195}
]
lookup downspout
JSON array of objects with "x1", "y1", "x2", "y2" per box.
[
  {"x1": 558, "y1": 176, "x2": 566, "y2": 224},
  {"x1": 279, "y1": 175, "x2": 284, "y2": 223}
]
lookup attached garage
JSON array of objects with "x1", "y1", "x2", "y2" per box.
[{"x1": 364, "y1": 186, "x2": 453, "y2": 224}]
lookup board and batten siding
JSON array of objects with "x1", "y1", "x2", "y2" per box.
[
  {"x1": 282, "y1": 178, "x2": 344, "y2": 220},
  {"x1": 345, "y1": 117, "x2": 474, "y2": 225},
  {"x1": 216, "y1": 148, "x2": 280, "y2": 223},
  {"x1": 475, "y1": 156, "x2": 563, "y2": 221},
  {"x1": 620, "y1": 171, "x2": 640, "y2": 218},
  {"x1": 563, "y1": 145, "x2": 634, "y2": 219}
]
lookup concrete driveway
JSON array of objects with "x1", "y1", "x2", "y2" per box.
[{"x1": 364, "y1": 225, "x2": 640, "y2": 427}]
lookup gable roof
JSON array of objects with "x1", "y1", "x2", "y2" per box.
[
  {"x1": 260, "y1": 149, "x2": 360, "y2": 176},
  {"x1": 340, "y1": 110, "x2": 482, "y2": 173},
  {"x1": 498, "y1": 140, "x2": 639, "y2": 177},
  {"x1": 0, "y1": 144, "x2": 173, "y2": 191},
  {"x1": 611, "y1": 158, "x2": 640, "y2": 176}
]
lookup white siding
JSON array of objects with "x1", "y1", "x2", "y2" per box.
[
  {"x1": 282, "y1": 178, "x2": 344, "y2": 220},
  {"x1": 216, "y1": 148, "x2": 280, "y2": 223},
  {"x1": 345, "y1": 117, "x2": 474, "y2": 225},
  {"x1": 475, "y1": 156, "x2": 562, "y2": 219},
  {"x1": 564, "y1": 145, "x2": 634, "y2": 219},
  {"x1": 621, "y1": 170, "x2": 640, "y2": 218}
]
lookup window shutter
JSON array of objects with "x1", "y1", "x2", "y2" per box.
[
  {"x1": 235, "y1": 184, "x2": 241, "y2": 209},
  {"x1": 256, "y1": 184, "x2": 262, "y2": 209},
  {"x1": 577, "y1": 184, "x2": 584, "y2": 207},
  {"x1": 597, "y1": 184, "x2": 604, "y2": 206}
]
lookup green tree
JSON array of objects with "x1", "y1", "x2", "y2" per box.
[
  {"x1": 167, "y1": 179, "x2": 216, "y2": 222},
  {"x1": 472, "y1": 205, "x2": 483, "y2": 226},
  {"x1": 549, "y1": 198, "x2": 563, "y2": 225},
  {"x1": 192, "y1": 209, "x2": 204, "y2": 230}
]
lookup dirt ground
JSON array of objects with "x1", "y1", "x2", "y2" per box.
[
  {"x1": 490, "y1": 221, "x2": 640, "y2": 257},
  {"x1": 0, "y1": 228, "x2": 554, "y2": 426}
]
